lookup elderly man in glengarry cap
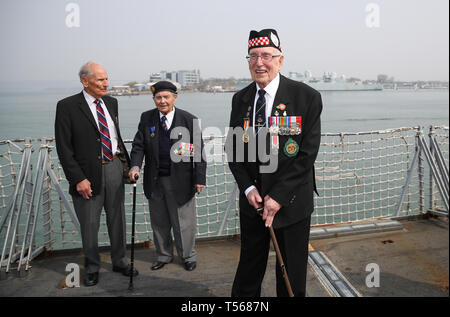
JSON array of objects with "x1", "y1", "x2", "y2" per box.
[{"x1": 226, "y1": 29, "x2": 323, "y2": 297}]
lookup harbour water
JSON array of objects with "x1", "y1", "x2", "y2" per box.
[
  {"x1": 0, "y1": 87, "x2": 448, "y2": 140},
  {"x1": 0, "y1": 86, "x2": 448, "y2": 251}
]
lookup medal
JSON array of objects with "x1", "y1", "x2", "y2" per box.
[
  {"x1": 271, "y1": 135, "x2": 279, "y2": 153},
  {"x1": 175, "y1": 142, "x2": 195, "y2": 156},
  {"x1": 283, "y1": 138, "x2": 299, "y2": 157},
  {"x1": 150, "y1": 126, "x2": 155, "y2": 137},
  {"x1": 242, "y1": 118, "x2": 250, "y2": 143}
]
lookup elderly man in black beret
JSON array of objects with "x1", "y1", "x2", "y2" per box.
[
  {"x1": 227, "y1": 29, "x2": 323, "y2": 296},
  {"x1": 129, "y1": 81, "x2": 206, "y2": 271}
]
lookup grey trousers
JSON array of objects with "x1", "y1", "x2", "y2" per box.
[
  {"x1": 148, "y1": 176, "x2": 197, "y2": 263},
  {"x1": 72, "y1": 157, "x2": 128, "y2": 273}
]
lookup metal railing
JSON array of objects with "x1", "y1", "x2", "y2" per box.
[{"x1": 0, "y1": 126, "x2": 448, "y2": 274}]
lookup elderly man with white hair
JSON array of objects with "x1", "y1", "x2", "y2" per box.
[{"x1": 55, "y1": 61, "x2": 138, "y2": 287}]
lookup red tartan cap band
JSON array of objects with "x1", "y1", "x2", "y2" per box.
[{"x1": 248, "y1": 29, "x2": 282, "y2": 53}]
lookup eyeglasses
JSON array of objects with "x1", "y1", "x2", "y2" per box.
[{"x1": 246, "y1": 53, "x2": 281, "y2": 63}]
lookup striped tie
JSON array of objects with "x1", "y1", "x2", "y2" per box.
[
  {"x1": 161, "y1": 115, "x2": 168, "y2": 131},
  {"x1": 95, "y1": 99, "x2": 113, "y2": 161},
  {"x1": 255, "y1": 89, "x2": 266, "y2": 134}
]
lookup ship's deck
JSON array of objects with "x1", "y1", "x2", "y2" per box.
[{"x1": 0, "y1": 216, "x2": 448, "y2": 298}]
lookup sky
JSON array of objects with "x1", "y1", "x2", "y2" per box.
[{"x1": 0, "y1": 0, "x2": 448, "y2": 88}]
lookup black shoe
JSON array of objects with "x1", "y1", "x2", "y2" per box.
[
  {"x1": 113, "y1": 264, "x2": 139, "y2": 277},
  {"x1": 184, "y1": 261, "x2": 197, "y2": 271},
  {"x1": 151, "y1": 261, "x2": 168, "y2": 270},
  {"x1": 84, "y1": 272, "x2": 99, "y2": 287}
]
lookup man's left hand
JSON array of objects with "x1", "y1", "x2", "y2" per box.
[
  {"x1": 263, "y1": 195, "x2": 282, "y2": 227},
  {"x1": 195, "y1": 184, "x2": 205, "y2": 194}
]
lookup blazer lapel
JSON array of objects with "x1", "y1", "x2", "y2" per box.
[
  {"x1": 241, "y1": 83, "x2": 257, "y2": 127},
  {"x1": 271, "y1": 75, "x2": 292, "y2": 116},
  {"x1": 151, "y1": 110, "x2": 160, "y2": 161},
  {"x1": 77, "y1": 92, "x2": 99, "y2": 131}
]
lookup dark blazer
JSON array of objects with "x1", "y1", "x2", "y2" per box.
[
  {"x1": 130, "y1": 107, "x2": 207, "y2": 206},
  {"x1": 227, "y1": 75, "x2": 322, "y2": 228},
  {"x1": 55, "y1": 91, "x2": 131, "y2": 196}
]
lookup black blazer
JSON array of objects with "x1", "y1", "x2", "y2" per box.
[
  {"x1": 55, "y1": 92, "x2": 131, "y2": 196},
  {"x1": 130, "y1": 107, "x2": 207, "y2": 206},
  {"x1": 227, "y1": 75, "x2": 322, "y2": 228}
]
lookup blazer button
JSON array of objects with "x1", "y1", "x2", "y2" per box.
[
  {"x1": 98, "y1": 156, "x2": 101, "y2": 160},
  {"x1": 153, "y1": 177, "x2": 158, "y2": 181}
]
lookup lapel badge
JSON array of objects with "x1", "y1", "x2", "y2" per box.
[
  {"x1": 283, "y1": 137, "x2": 299, "y2": 157},
  {"x1": 276, "y1": 104, "x2": 286, "y2": 111}
]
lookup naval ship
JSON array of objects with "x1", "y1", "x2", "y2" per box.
[{"x1": 289, "y1": 71, "x2": 383, "y2": 91}]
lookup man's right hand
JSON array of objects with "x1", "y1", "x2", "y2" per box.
[
  {"x1": 129, "y1": 170, "x2": 140, "y2": 183},
  {"x1": 247, "y1": 188, "x2": 263, "y2": 210},
  {"x1": 76, "y1": 179, "x2": 92, "y2": 199}
]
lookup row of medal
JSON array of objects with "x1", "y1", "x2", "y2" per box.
[
  {"x1": 242, "y1": 104, "x2": 302, "y2": 157},
  {"x1": 174, "y1": 142, "x2": 195, "y2": 157}
]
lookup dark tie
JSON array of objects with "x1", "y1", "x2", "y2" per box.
[
  {"x1": 161, "y1": 115, "x2": 168, "y2": 131},
  {"x1": 255, "y1": 89, "x2": 266, "y2": 134},
  {"x1": 95, "y1": 99, "x2": 113, "y2": 161}
]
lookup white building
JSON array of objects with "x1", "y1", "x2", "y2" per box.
[{"x1": 149, "y1": 69, "x2": 200, "y2": 87}]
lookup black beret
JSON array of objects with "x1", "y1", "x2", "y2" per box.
[
  {"x1": 151, "y1": 81, "x2": 177, "y2": 95},
  {"x1": 248, "y1": 29, "x2": 281, "y2": 53}
]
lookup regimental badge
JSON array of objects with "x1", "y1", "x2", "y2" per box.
[
  {"x1": 150, "y1": 126, "x2": 156, "y2": 137},
  {"x1": 283, "y1": 138, "x2": 299, "y2": 157}
]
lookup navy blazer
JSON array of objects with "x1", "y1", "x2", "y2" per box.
[
  {"x1": 227, "y1": 75, "x2": 322, "y2": 228},
  {"x1": 55, "y1": 92, "x2": 131, "y2": 196},
  {"x1": 130, "y1": 107, "x2": 207, "y2": 206}
]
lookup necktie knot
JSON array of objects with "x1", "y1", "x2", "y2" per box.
[{"x1": 258, "y1": 89, "x2": 266, "y2": 98}]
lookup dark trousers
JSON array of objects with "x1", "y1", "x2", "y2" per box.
[{"x1": 231, "y1": 201, "x2": 311, "y2": 297}]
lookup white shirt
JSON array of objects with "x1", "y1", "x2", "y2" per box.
[
  {"x1": 83, "y1": 90, "x2": 119, "y2": 155},
  {"x1": 159, "y1": 106, "x2": 175, "y2": 129},
  {"x1": 245, "y1": 73, "x2": 281, "y2": 197},
  {"x1": 252, "y1": 73, "x2": 280, "y2": 133}
]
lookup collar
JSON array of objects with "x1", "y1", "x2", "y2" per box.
[
  {"x1": 256, "y1": 73, "x2": 280, "y2": 99},
  {"x1": 83, "y1": 90, "x2": 103, "y2": 106},
  {"x1": 159, "y1": 106, "x2": 175, "y2": 121}
]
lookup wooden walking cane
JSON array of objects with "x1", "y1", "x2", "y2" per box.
[
  {"x1": 128, "y1": 174, "x2": 139, "y2": 291},
  {"x1": 256, "y1": 207, "x2": 294, "y2": 297}
]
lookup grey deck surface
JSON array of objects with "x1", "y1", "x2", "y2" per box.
[{"x1": 0, "y1": 216, "x2": 448, "y2": 297}]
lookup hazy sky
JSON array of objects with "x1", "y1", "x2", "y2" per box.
[{"x1": 0, "y1": 0, "x2": 448, "y2": 85}]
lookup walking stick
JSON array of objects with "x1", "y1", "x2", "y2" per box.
[
  {"x1": 128, "y1": 174, "x2": 139, "y2": 291},
  {"x1": 256, "y1": 207, "x2": 294, "y2": 297}
]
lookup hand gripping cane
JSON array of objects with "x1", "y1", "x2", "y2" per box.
[
  {"x1": 256, "y1": 207, "x2": 294, "y2": 297},
  {"x1": 128, "y1": 174, "x2": 139, "y2": 291}
]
